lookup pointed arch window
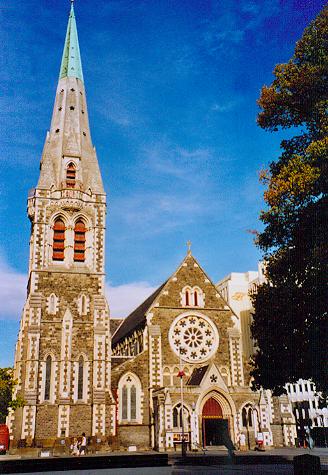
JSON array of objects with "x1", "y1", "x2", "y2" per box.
[
  {"x1": 44, "y1": 355, "x2": 52, "y2": 401},
  {"x1": 185, "y1": 289, "x2": 190, "y2": 306},
  {"x1": 130, "y1": 385, "x2": 137, "y2": 420},
  {"x1": 242, "y1": 405, "x2": 253, "y2": 428},
  {"x1": 53, "y1": 218, "x2": 65, "y2": 261},
  {"x1": 194, "y1": 289, "x2": 198, "y2": 306},
  {"x1": 172, "y1": 403, "x2": 190, "y2": 430},
  {"x1": 66, "y1": 162, "x2": 76, "y2": 188},
  {"x1": 122, "y1": 385, "x2": 128, "y2": 420},
  {"x1": 50, "y1": 294, "x2": 56, "y2": 313},
  {"x1": 74, "y1": 220, "x2": 86, "y2": 262},
  {"x1": 118, "y1": 373, "x2": 142, "y2": 423},
  {"x1": 49, "y1": 293, "x2": 57, "y2": 314},
  {"x1": 77, "y1": 356, "x2": 84, "y2": 400}
]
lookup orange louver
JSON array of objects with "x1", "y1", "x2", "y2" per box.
[
  {"x1": 53, "y1": 218, "x2": 65, "y2": 261},
  {"x1": 74, "y1": 219, "x2": 86, "y2": 262},
  {"x1": 66, "y1": 162, "x2": 76, "y2": 188}
]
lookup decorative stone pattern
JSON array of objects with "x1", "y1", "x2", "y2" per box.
[{"x1": 169, "y1": 313, "x2": 218, "y2": 363}]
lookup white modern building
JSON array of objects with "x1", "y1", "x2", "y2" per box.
[{"x1": 217, "y1": 265, "x2": 328, "y2": 447}]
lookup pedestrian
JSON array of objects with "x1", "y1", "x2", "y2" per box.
[
  {"x1": 305, "y1": 428, "x2": 314, "y2": 450},
  {"x1": 79, "y1": 432, "x2": 87, "y2": 456},
  {"x1": 239, "y1": 432, "x2": 246, "y2": 451},
  {"x1": 70, "y1": 437, "x2": 79, "y2": 456}
]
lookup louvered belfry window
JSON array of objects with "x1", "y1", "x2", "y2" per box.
[
  {"x1": 52, "y1": 218, "x2": 65, "y2": 261},
  {"x1": 66, "y1": 162, "x2": 76, "y2": 188},
  {"x1": 74, "y1": 220, "x2": 86, "y2": 262}
]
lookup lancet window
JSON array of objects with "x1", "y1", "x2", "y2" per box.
[
  {"x1": 44, "y1": 355, "x2": 52, "y2": 401},
  {"x1": 119, "y1": 373, "x2": 141, "y2": 423},
  {"x1": 53, "y1": 218, "x2": 65, "y2": 261},
  {"x1": 181, "y1": 286, "x2": 204, "y2": 307},
  {"x1": 242, "y1": 405, "x2": 253, "y2": 428},
  {"x1": 172, "y1": 403, "x2": 190, "y2": 429},
  {"x1": 66, "y1": 162, "x2": 76, "y2": 188},
  {"x1": 74, "y1": 220, "x2": 86, "y2": 262},
  {"x1": 77, "y1": 356, "x2": 84, "y2": 400}
]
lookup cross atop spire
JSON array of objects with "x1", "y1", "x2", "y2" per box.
[
  {"x1": 187, "y1": 240, "x2": 192, "y2": 255},
  {"x1": 59, "y1": 1, "x2": 84, "y2": 82}
]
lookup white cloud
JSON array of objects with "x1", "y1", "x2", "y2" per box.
[
  {"x1": 211, "y1": 100, "x2": 240, "y2": 113},
  {"x1": 0, "y1": 256, "x2": 26, "y2": 320},
  {"x1": 106, "y1": 281, "x2": 157, "y2": 318},
  {"x1": 143, "y1": 141, "x2": 212, "y2": 182}
]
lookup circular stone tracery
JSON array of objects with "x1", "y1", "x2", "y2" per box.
[{"x1": 169, "y1": 313, "x2": 219, "y2": 363}]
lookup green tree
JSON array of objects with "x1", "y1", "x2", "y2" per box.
[
  {"x1": 0, "y1": 368, "x2": 24, "y2": 424},
  {"x1": 251, "y1": 6, "x2": 328, "y2": 395}
]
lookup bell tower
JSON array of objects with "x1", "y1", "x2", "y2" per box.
[{"x1": 8, "y1": 3, "x2": 115, "y2": 446}]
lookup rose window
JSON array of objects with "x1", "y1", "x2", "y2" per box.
[{"x1": 169, "y1": 313, "x2": 219, "y2": 363}]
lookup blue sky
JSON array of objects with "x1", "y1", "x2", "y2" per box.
[{"x1": 0, "y1": 0, "x2": 325, "y2": 366}]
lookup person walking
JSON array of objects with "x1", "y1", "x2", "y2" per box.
[
  {"x1": 79, "y1": 432, "x2": 87, "y2": 456},
  {"x1": 70, "y1": 437, "x2": 79, "y2": 456},
  {"x1": 239, "y1": 433, "x2": 246, "y2": 451}
]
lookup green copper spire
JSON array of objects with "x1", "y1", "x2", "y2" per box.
[{"x1": 59, "y1": 2, "x2": 84, "y2": 82}]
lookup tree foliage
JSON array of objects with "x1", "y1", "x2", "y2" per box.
[
  {"x1": 251, "y1": 6, "x2": 328, "y2": 395},
  {"x1": 0, "y1": 368, "x2": 24, "y2": 424}
]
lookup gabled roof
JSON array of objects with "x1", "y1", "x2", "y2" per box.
[
  {"x1": 187, "y1": 365, "x2": 209, "y2": 386},
  {"x1": 111, "y1": 250, "x2": 231, "y2": 347},
  {"x1": 111, "y1": 281, "x2": 167, "y2": 346}
]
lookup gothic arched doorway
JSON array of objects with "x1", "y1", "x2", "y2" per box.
[{"x1": 202, "y1": 397, "x2": 229, "y2": 446}]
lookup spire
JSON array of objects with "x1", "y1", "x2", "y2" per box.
[
  {"x1": 37, "y1": 2, "x2": 104, "y2": 194},
  {"x1": 59, "y1": 2, "x2": 84, "y2": 82}
]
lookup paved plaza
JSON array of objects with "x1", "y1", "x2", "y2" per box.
[
  {"x1": 16, "y1": 466, "x2": 294, "y2": 475},
  {"x1": 1, "y1": 448, "x2": 327, "y2": 475}
]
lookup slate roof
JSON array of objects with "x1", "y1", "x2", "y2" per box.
[
  {"x1": 187, "y1": 365, "x2": 209, "y2": 386},
  {"x1": 111, "y1": 281, "x2": 167, "y2": 346},
  {"x1": 110, "y1": 318, "x2": 124, "y2": 336}
]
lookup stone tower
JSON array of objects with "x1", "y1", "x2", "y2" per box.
[{"x1": 8, "y1": 4, "x2": 115, "y2": 446}]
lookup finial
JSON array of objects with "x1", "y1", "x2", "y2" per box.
[{"x1": 187, "y1": 240, "x2": 192, "y2": 255}]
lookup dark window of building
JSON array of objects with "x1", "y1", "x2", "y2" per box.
[
  {"x1": 44, "y1": 355, "x2": 52, "y2": 401},
  {"x1": 78, "y1": 356, "x2": 84, "y2": 399},
  {"x1": 242, "y1": 407, "x2": 247, "y2": 427},
  {"x1": 248, "y1": 408, "x2": 253, "y2": 427},
  {"x1": 185, "y1": 290, "x2": 190, "y2": 306},
  {"x1": 194, "y1": 290, "x2": 198, "y2": 306},
  {"x1": 122, "y1": 386, "x2": 128, "y2": 419},
  {"x1": 130, "y1": 385, "x2": 136, "y2": 420}
]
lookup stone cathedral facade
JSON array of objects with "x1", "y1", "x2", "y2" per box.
[{"x1": 8, "y1": 5, "x2": 296, "y2": 451}]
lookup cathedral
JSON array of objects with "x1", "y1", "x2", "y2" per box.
[{"x1": 8, "y1": 4, "x2": 297, "y2": 452}]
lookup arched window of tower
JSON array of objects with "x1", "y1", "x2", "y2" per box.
[
  {"x1": 74, "y1": 220, "x2": 86, "y2": 262},
  {"x1": 53, "y1": 218, "x2": 65, "y2": 261},
  {"x1": 66, "y1": 162, "x2": 76, "y2": 188}
]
